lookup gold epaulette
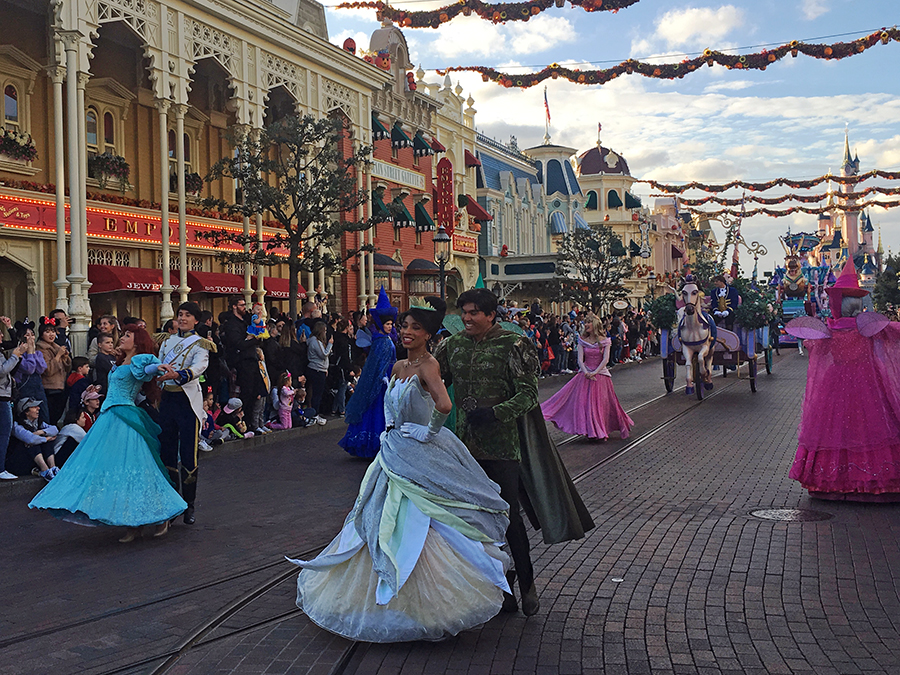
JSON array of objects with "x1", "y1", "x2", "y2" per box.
[
  {"x1": 197, "y1": 337, "x2": 217, "y2": 353},
  {"x1": 151, "y1": 332, "x2": 168, "y2": 346}
]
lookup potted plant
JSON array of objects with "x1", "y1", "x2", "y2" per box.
[
  {"x1": 87, "y1": 152, "x2": 130, "y2": 191},
  {"x1": 170, "y1": 171, "x2": 204, "y2": 196},
  {"x1": 733, "y1": 282, "x2": 775, "y2": 355},
  {"x1": 0, "y1": 127, "x2": 38, "y2": 161}
]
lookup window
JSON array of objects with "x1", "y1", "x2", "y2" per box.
[
  {"x1": 86, "y1": 108, "x2": 99, "y2": 158},
  {"x1": 168, "y1": 129, "x2": 176, "y2": 176},
  {"x1": 408, "y1": 276, "x2": 437, "y2": 294},
  {"x1": 169, "y1": 130, "x2": 194, "y2": 189},
  {"x1": 103, "y1": 111, "x2": 115, "y2": 154},
  {"x1": 394, "y1": 225, "x2": 401, "y2": 242},
  {"x1": 223, "y1": 261, "x2": 245, "y2": 275},
  {"x1": 391, "y1": 271, "x2": 403, "y2": 291},
  {"x1": 4, "y1": 84, "x2": 17, "y2": 129},
  {"x1": 189, "y1": 256, "x2": 204, "y2": 271},
  {"x1": 415, "y1": 230, "x2": 422, "y2": 245},
  {"x1": 89, "y1": 248, "x2": 130, "y2": 266}
]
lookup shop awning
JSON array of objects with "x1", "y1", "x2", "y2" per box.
[
  {"x1": 629, "y1": 240, "x2": 642, "y2": 257},
  {"x1": 260, "y1": 276, "x2": 307, "y2": 299},
  {"x1": 671, "y1": 244, "x2": 684, "y2": 259},
  {"x1": 186, "y1": 271, "x2": 245, "y2": 295},
  {"x1": 392, "y1": 197, "x2": 414, "y2": 227},
  {"x1": 88, "y1": 265, "x2": 176, "y2": 294},
  {"x1": 430, "y1": 137, "x2": 446, "y2": 153},
  {"x1": 625, "y1": 191, "x2": 642, "y2": 209},
  {"x1": 464, "y1": 149, "x2": 481, "y2": 167},
  {"x1": 372, "y1": 190, "x2": 391, "y2": 222},
  {"x1": 415, "y1": 201, "x2": 435, "y2": 232},
  {"x1": 464, "y1": 194, "x2": 493, "y2": 222},
  {"x1": 549, "y1": 211, "x2": 567, "y2": 235},
  {"x1": 391, "y1": 123, "x2": 412, "y2": 149},
  {"x1": 585, "y1": 191, "x2": 598, "y2": 210},
  {"x1": 413, "y1": 131, "x2": 434, "y2": 157},
  {"x1": 573, "y1": 212, "x2": 591, "y2": 231},
  {"x1": 371, "y1": 113, "x2": 389, "y2": 141},
  {"x1": 407, "y1": 258, "x2": 439, "y2": 272},
  {"x1": 608, "y1": 190, "x2": 623, "y2": 209}
]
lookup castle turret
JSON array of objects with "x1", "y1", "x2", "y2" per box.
[{"x1": 840, "y1": 128, "x2": 860, "y2": 262}]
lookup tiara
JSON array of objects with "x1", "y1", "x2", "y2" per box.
[{"x1": 408, "y1": 296, "x2": 437, "y2": 312}]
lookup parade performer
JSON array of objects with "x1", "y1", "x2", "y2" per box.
[
  {"x1": 786, "y1": 261, "x2": 900, "y2": 500},
  {"x1": 711, "y1": 274, "x2": 741, "y2": 330},
  {"x1": 29, "y1": 326, "x2": 186, "y2": 541},
  {"x1": 339, "y1": 287, "x2": 397, "y2": 459},
  {"x1": 435, "y1": 289, "x2": 594, "y2": 617},
  {"x1": 155, "y1": 302, "x2": 215, "y2": 525},
  {"x1": 541, "y1": 315, "x2": 634, "y2": 441},
  {"x1": 290, "y1": 297, "x2": 511, "y2": 642}
]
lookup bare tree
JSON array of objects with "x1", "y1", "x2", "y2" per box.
[
  {"x1": 556, "y1": 224, "x2": 632, "y2": 312},
  {"x1": 200, "y1": 113, "x2": 378, "y2": 318}
]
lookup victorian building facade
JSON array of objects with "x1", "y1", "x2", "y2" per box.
[{"x1": 0, "y1": 0, "x2": 390, "y2": 352}]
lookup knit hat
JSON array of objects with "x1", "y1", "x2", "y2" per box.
[
  {"x1": 826, "y1": 260, "x2": 868, "y2": 317},
  {"x1": 223, "y1": 398, "x2": 243, "y2": 414}
]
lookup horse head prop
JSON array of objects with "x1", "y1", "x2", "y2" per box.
[{"x1": 676, "y1": 275, "x2": 716, "y2": 395}]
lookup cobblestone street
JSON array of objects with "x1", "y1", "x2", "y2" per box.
[{"x1": 4, "y1": 352, "x2": 900, "y2": 674}]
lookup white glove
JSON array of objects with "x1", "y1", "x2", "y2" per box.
[{"x1": 400, "y1": 423, "x2": 431, "y2": 442}]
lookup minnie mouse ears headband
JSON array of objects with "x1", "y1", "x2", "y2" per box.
[
  {"x1": 39, "y1": 316, "x2": 60, "y2": 329},
  {"x1": 13, "y1": 318, "x2": 35, "y2": 336}
]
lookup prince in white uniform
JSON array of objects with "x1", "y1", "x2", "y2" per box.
[{"x1": 156, "y1": 302, "x2": 215, "y2": 524}]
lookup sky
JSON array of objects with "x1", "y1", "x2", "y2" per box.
[{"x1": 323, "y1": 0, "x2": 900, "y2": 275}]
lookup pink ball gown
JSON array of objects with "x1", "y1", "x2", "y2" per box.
[
  {"x1": 788, "y1": 317, "x2": 900, "y2": 501},
  {"x1": 541, "y1": 337, "x2": 634, "y2": 440}
]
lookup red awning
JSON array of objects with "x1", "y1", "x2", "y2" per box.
[
  {"x1": 671, "y1": 244, "x2": 684, "y2": 259},
  {"x1": 430, "y1": 138, "x2": 446, "y2": 153},
  {"x1": 464, "y1": 149, "x2": 481, "y2": 167},
  {"x1": 186, "y1": 271, "x2": 245, "y2": 295},
  {"x1": 88, "y1": 265, "x2": 176, "y2": 294},
  {"x1": 261, "y1": 276, "x2": 307, "y2": 299},
  {"x1": 464, "y1": 194, "x2": 493, "y2": 222}
]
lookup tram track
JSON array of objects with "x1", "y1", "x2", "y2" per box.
[{"x1": 14, "y1": 366, "x2": 750, "y2": 675}]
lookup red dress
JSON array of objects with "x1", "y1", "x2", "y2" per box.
[{"x1": 541, "y1": 337, "x2": 634, "y2": 440}]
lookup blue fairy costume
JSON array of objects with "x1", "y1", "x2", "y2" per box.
[
  {"x1": 29, "y1": 353, "x2": 187, "y2": 527},
  {"x1": 339, "y1": 287, "x2": 397, "y2": 458}
]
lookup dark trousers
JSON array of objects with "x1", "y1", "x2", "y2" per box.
[
  {"x1": 158, "y1": 390, "x2": 199, "y2": 506},
  {"x1": 45, "y1": 390, "x2": 66, "y2": 427},
  {"x1": 477, "y1": 459, "x2": 534, "y2": 596},
  {"x1": 305, "y1": 368, "x2": 327, "y2": 417}
]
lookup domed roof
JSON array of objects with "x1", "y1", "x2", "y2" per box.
[{"x1": 577, "y1": 145, "x2": 631, "y2": 176}]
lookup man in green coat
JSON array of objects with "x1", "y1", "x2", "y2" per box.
[{"x1": 435, "y1": 288, "x2": 541, "y2": 615}]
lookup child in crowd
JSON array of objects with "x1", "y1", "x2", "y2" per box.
[
  {"x1": 79, "y1": 388, "x2": 101, "y2": 431},
  {"x1": 199, "y1": 390, "x2": 220, "y2": 452},
  {"x1": 66, "y1": 356, "x2": 91, "y2": 411},
  {"x1": 268, "y1": 371, "x2": 295, "y2": 430},
  {"x1": 217, "y1": 398, "x2": 254, "y2": 439},
  {"x1": 291, "y1": 384, "x2": 316, "y2": 428},
  {"x1": 53, "y1": 407, "x2": 87, "y2": 466},
  {"x1": 93, "y1": 334, "x2": 117, "y2": 393}
]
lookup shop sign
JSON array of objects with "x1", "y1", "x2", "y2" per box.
[
  {"x1": 452, "y1": 234, "x2": 477, "y2": 254},
  {"x1": 371, "y1": 160, "x2": 426, "y2": 191}
]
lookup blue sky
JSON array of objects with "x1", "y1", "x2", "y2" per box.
[{"x1": 325, "y1": 0, "x2": 900, "y2": 274}]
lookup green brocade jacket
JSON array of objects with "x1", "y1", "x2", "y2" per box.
[{"x1": 434, "y1": 324, "x2": 540, "y2": 461}]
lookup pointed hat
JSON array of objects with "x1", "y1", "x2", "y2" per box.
[
  {"x1": 370, "y1": 285, "x2": 398, "y2": 330},
  {"x1": 826, "y1": 260, "x2": 868, "y2": 317}
]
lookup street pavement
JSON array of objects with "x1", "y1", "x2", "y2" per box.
[{"x1": 5, "y1": 349, "x2": 900, "y2": 674}]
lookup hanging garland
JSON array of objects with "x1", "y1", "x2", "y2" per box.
[
  {"x1": 640, "y1": 169, "x2": 900, "y2": 194},
  {"x1": 438, "y1": 28, "x2": 899, "y2": 88},
  {"x1": 677, "y1": 185, "x2": 900, "y2": 206},
  {"x1": 336, "y1": 0, "x2": 638, "y2": 27},
  {"x1": 685, "y1": 200, "x2": 900, "y2": 218}
]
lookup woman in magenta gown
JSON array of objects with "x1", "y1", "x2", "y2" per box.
[
  {"x1": 786, "y1": 261, "x2": 900, "y2": 501},
  {"x1": 541, "y1": 315, "x2": 633, "y2": 441}
]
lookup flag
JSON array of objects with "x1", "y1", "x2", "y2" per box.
[
  {"x1": 598, "y1": 122, "x2": 602, "y2": 134},
  {"x1": 544, "y1": 86, "x2": 550, "y2": 124}
]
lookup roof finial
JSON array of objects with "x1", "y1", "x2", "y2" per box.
[
  {"x1": 597, "y1": 121, "x2": 602, "y2": 148},
  {"x1": 843, "y1": 124, "x2": 851, "y2": 164}
]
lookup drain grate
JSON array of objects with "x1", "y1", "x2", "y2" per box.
[{"x1": 750, "y1": 508, "x2": 834, "y2": 522}]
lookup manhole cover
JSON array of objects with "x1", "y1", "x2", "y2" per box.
[{"x1": 749, "y1": 508, "x2": 833, "y2": 522}]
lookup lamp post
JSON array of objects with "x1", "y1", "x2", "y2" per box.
[
  {"x1": 433, "y1": 225, "x2": 451, "y2": 300},
  {"x1": 648, "y1": 270, "x2": 657, "y2": 298}
]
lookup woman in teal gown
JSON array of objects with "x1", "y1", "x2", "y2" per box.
[{"x1": 29, "y1": 325, "x2": 187, "y2": 542}]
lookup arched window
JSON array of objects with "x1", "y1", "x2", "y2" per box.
[
  {"x1": 183, "y1": 132, "x2": 192, "y2": 173},
  {"x1": 585, "y1": 190, "x2": 598, "y2": 210},
  {"x1": 86, "y1": 108, "x2": 99, "y2": 157},
  {"x1": 103, "y1": 111, "x2": 115, "y2": 154},
  {"x1": 168, "y1": 128, "x2": 177, "y2": 176},
  {"x1": 4, "y1": 84, "x2": 18, "y2": 129}
]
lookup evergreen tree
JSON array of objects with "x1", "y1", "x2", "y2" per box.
[
  {"x1": 200, "y1": 114, "x2": 377, "y2": 318},
  {"x1": 556, "y1": 224, "x2": 632, "y2": 312},
  {"x1": 873, "y1": 254, "x2": 900, "y2": 316}
]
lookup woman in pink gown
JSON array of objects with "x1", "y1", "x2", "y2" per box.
[
  {"x1": 787, "y1": 261, "x2": 900, "y2": 501},
  {"x1": 541, "y1": 315, "x2": 634, "y2": 441}
]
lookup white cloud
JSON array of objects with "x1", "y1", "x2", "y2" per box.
[
  {"x1": 801, "y1": 0, "x2": 829, "y2": 20},
  {"x1": 329, "y1": 29, "x2": 371, "y2": 54},
  {"x1": 704, "y1": 80, "x2": 760, "y2": 93},
  {"x1": 654, "y1": 6, "x2": 746, "y2": 49}
]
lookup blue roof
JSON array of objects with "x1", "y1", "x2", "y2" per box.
[
  {"x1": 549, "y1": 211, "x2": 567, "y2": 235},
  {"x1": 477, "y1": 151, "x2": 538, "y2": 192},
  {"x1": 564, "y1": 161, "x2": 582, "y2": 196},
  {"x1": 544, "y1": 159, "x2": 582, "y2": 196},
  {"x1": 573, "y1": 212, "x2": 590, "y2": 231}
]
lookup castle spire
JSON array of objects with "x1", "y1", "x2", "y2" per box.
[
  {"x1": 877, "y1": 224, "x2": 885, "y2": 257},
  {"x1": 843, "y1": 124, "x2": 851, "y2": 165}
]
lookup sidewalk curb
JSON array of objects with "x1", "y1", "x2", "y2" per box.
[{"x1": 0, "y1": 414, "x2": 339, "y2": 499}]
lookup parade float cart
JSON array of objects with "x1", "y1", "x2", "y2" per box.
[{"x1": 660, "y1": 324, "x2": 770, "y2": 399}]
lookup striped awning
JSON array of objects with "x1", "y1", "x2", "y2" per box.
[
  {"x1": 573, "y1": 212, "x2": 591, "y2": 231},
  {"x1": 549, "y1": 211, "x2": 567, "y2": 235}
]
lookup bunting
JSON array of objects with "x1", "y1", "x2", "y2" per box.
[
  {"x1": 684, "y1": 201, "x2": 900, "y2": 218},
  {"x1": 673, "y1": 185, "x2": 900, "y2": 206},
  {"x1": 640, "y1": 170, "x2": 900, "y2": 194}
]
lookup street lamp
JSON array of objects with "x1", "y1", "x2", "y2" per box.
[
  {"x1": 647, "y1": 270, "x2": 657, "y2": 297},
  {"x1": 433, "y1": 225, "x2": 451, "y2": 300}
]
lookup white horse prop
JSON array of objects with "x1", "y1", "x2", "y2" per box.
[{"x1": 672, "y1": 276, "x2": 740, "y2": 395}]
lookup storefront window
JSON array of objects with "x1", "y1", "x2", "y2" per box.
[
  {"x1": 408, "y1": 276, "x2": 436, "y2": 294},
  {"x1": 4, "y1": 85, "x2": 18, "y2": 129}
]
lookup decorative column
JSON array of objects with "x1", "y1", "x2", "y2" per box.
[
  {"x1": 366, "y1": 170, "x2": 375, "y2": 304},
  {"x1": 317, "y1": 245, "x2": 326, "y2": 297},
  {"x1": 156, "y1": 99, "x2": 174, "y2": 322},
  {"x1": 77, "y1": 72, "x2": 90, "y2": 291},
  {"x1": 49, "y1": 65, "x2": 68, "y2": 309},
  {"x1": 357, "y1": 164, "x2": 367, "y2": 306},
  {"x1": 255, "y1": 213, "x2": 265, "y2": 305},
  {"x1": 242, "y1": 213, "x2": 253, "y2": 306},
  {"x1": 174, "y1": 103, "x2": 189, "y2": 303},
  {"x1": 60, "y1": 31, "x2": 88, "y2": 354}
]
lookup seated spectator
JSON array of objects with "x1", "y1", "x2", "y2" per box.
[
  {"x1": 93, "y1": 334, "x2": 116, "y2": 392},
  {"x1": 217, "y1": 398, "x2": 254, "y2": 439},
  {"x1": 53, "y1": 408, "x2": 88, "y2": 466},
  {"x1": 79, "y1": 388, "x2": 102, "y2": 431},
  {"x1": 6, "y1": 397, "x2": 58, "y2": 480},
  {"x1": 67, "y1": 356, "x2": 91, "y2": 411},
  {"x1": 290, "y1": 385, "x2": 316, "y2": 428},
  {"x1": 199, "y1": 390, "x2": 220, "y2": 452}
]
